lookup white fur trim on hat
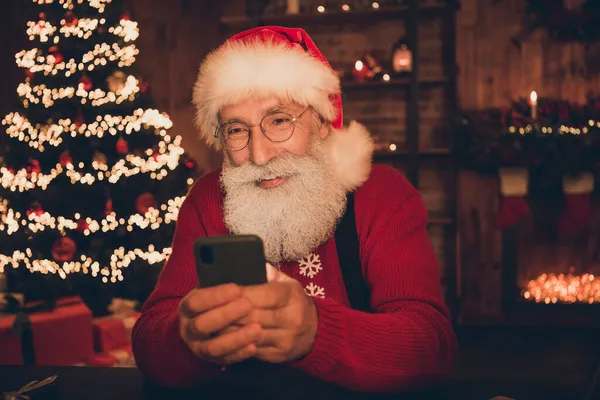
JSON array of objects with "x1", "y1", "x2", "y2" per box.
[
  {"x1": 326, "y1": 121, "x2": 374, "y2": 191},
  {"x1": 192, "y1": 38, "x2": 340, "y2": 149}
]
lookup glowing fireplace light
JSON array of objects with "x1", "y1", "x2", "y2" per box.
[{"x1": 522, "y1": 271, "x2": 600, "y2": 304}]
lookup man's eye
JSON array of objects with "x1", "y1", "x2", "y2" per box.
[
  {"x1": 272, "y1": 117, "x2": 290, "y2": 126},
  {"x1": 227, "y1": 128, "x2": 245, "y2": 135}
]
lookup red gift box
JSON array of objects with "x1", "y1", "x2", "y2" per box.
[
  {"x1": 93, "y1": 318, "x2": 128, "y2": 352},
  {"x1": 0, "y1": 296, "x2": 93, "y2": 366}
]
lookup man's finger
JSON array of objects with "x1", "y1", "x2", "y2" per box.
[
  {"x1": 242, "y1": 282, "x2": 290, "y2": 309},
  {"x1": 254, "y1": 346, "x2": 285, "y2": 363},
  {"x1": 180, "y1": 283, "x2": 242, "y2": 317},
  {"x1": 256, "y1": 329, "x2": 287, "y2": 347},
  {"x1": 223, "y1": 344, "x2": 257, "y2": 364},
  {"x1": 188, "y1": 297, "x2": 253, "y2": 338},
  {"x1": 196, "y1": 323, "x2": 262, "y2": 359},
  {"x1": 235, "y1": 308, "x2": 279, "y2": 329}
]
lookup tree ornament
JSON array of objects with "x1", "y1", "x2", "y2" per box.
[
  {"x1": 64, "y1": 11, "x2": 78, "y2": 27},
  {"x1": 26, "y1": 159, "x2": 41, "y2": 177},
  {"x1": 79, "y1": 76, "x2": 93, "y2": 91},
  {"x1": 93, "y1": 151, "x2": 107, "y2": 166},
  {"x1": 184, "y1": 158, "x2": 196, "y2": 169},
  {"x1": 116, "y1": 138, "x2": 129, "y2": 154},
  {"x1": 25, "y1": 69, "x2": 34, "y2": 80},
  {"x1": 39, "y1": 12, "x2": 47, "y2": 21},
  {"x1": 152, "y1": 151, "x2": 160, "y2": 161},
  {"x1": 74, "y1": 112, "x2": 84, "y2": 128},
  {"x1": 48, "y1": 46, "x2": 63, "y2": 64},
  {"x1": 76, "y1": 219, "x2": 89, "y2": 233},
  {"x1": 59, "y1": 150, "x2": 73, "y2": 167},
  {"x1": 135, "y1": 193, "x2": 158, "y2": 215},
  {"x1": 120, "y1": 11, "x2": 131, "y2": 21},
  {"x1": 106, "y1": 71, "x2": 127, "y2": 92},
  {"x1": 26, "y1": 202, "x2": 44, "y2": 218},
  {"x1": 105, "y1": 199, "x2": 113, "y2": 216},
  {"x1": 139, "y1": 81, "x2": 149, "y2": 93},
  {"x1": 51, "y1": 236, "x2": 77, "y2": 263}
]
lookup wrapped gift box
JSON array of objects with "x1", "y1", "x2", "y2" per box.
[{"x1": 0, "y1": 296, "x2": 93, "y2": 366}]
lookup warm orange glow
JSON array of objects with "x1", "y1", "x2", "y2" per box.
[
  {"x1": 530, "y1": 90, "x2": 538, "y2": 105},
  {"x1": 354, "y1": 60, "x2": 363, "y2": 71},
  {"x1": 522, "y1": 271, "x2": 600, "y2": 304}
]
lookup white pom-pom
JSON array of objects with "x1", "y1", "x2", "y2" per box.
[{"x1": 325, "y1": 121, "x2": 374, "y2": 191}]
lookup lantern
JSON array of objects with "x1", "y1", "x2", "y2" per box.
[{"x1": 391, "y1": 37, "x2": 412, "y2": 75}]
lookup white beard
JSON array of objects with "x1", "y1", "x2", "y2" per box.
[{"x1": 220, "y1": 137, "x2": 347, "y2": 264}]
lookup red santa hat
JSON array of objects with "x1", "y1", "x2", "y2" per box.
[{"x1": 192, "y1": 26, "x2": 373, "y2": 191}]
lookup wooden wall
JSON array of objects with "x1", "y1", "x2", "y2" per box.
[{"x1": 457, "y1": 0, "x2": 600, "y2": 109}]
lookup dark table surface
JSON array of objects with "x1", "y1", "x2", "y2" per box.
[{"x1": 0, "y1": 363, "x2": 594, "y2": 400}]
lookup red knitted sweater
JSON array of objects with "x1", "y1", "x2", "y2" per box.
[{"x1": 132, "y1": 164, "x2": 457, "y2": 393}]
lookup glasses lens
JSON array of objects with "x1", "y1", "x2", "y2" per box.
[
  {"x1": 262, "y1": 112, "x2": 295, "y2": 142},
  {"x1": 218, "y1": 122, "x2": 250, "y2": 150}
]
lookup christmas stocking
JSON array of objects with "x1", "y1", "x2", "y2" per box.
[
  {"x1": 495, "y1": 167, "x2": 530, "y2": 229},
  {"x1": 557, "y1": 172, "x2": 595, "y2": 237}
]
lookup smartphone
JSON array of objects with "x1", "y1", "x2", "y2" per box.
[{"x1": 193, "y1": 234, "x2": 267, "y2": 288}]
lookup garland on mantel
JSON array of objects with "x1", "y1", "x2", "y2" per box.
[
  {"x1": 524, "y1": 0, "x2": 600, "y2": 42},
  {"x1": 456, "y1": 96, "x2": 600, "y2": 173}
]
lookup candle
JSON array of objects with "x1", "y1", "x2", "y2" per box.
[
  {"x1": 530, "y1": 90, "x2": 538, "y2": 120},
  {"x1": 352, "y1": 60, "x2": 366, "y2": 83},
  {"x1": 287, "y1": 0, "x2": 300, "y2": 14}
]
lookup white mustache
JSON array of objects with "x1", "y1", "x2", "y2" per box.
[{"x1": 224, "y1": 152, "x2": 322, "y2": 185}]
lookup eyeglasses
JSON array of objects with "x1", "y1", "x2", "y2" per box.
[{"x1": 215, "y1": 106, "x2": 311, "y2": 151}]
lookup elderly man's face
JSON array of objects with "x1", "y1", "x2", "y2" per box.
[{"x1": 219, "y1": 96, "x2": 328, "y2": 189}]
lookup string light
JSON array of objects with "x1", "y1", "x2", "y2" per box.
[
  {"x1": 3, "y1": 108, "x2": 173, "y2": 149},
  {"x1": 522, "y1": 271, "x2": 599, "y2": 304},
  {"x1": 0, "y1": 138, "x2": 184, "y2": 192},
  {"x1": 508, "y1": 123, "x2": 594, "y2": 136},
  {"x1": 0, "y1": 196, "x2": 184, "y2": 235},
  {"x1": 27, "y1": 17, "x2": 138, "y2": 44},
  {"x1": 32, "y1": 0, "x2": 112, "y2": 13},
  {"x1": 16, "y1": 43, "x2": 138, "y2": 77},
  {"x1": 0, "y1": 245, "x2": 172, "y2": 283}
]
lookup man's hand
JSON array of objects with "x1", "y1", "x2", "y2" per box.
[
  {"x1": 237, "y1": 265, "x2": 319, "y2": 363},
  {"x1": 178, "y1": 283, "x2": 262, "y2": 365}
]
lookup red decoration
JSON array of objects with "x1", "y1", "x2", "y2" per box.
[
  {"x1": 59, "y1": 151, "x2": 73, "y2": 167},
  {"x1": 26, "y1": 202, "x2": 44, "y2": 218},
  {"x1": 557, "y1": 172, "x2": 594, "y2": 237},
  {"x1": 65, "y1": 12, "x2": 78, "y2": 27},
  {"x1": 184, "y1": 159, "x2": 196, "y2": 169},
  {"x1": 74, "y1": 112, "x2": 85, "y2": 128},
  {"x1": 98, "y1": 27, "x2": 104, "y2": 33},
  {"x1": 79, "y1": 76, "x2": 93, "y2": 91},
  {"x1": 494, "y1": 168, "x2": 530, "y2": 230},
  {"x1": 51, "y1": 236, "x2": 77, "y2": 263},
  {"x1": 116, "y1": 138, "x2": 129, "y2": 154},
  {"x1": 135, "y1": 193, "x2": 158, "y2": 215},
  {"x1": 25, "y1": 69, "x2": 34, "y2": 80},
  {"x1": 152, "y1": 151, "x2": 160, "y2": 161},
  {"x1": 76, "y1": 219, "x2": 89, "y2": 233},
  {"x1": 105, "y1": 199, "x2": 114, "y2": 216},
  {"x1": 120, "y1": 11, "x2": 131, "y2": 21},
  {"x1": 139, "y1": 82, "x2": 149, "y2": 93},
  {"x1": 26, "y1": 160, "x2": 41, "y2": 177},
  {"x1": 48, "y1": 46, "x2": 64, "y2": 64},
  {"x1": 39, "y1": 12, "x2": 46, "y2": 21}
]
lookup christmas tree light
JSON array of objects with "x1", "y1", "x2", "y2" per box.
[{"x1": 1, "y1": 0, "x2": 200, "y2": 308}]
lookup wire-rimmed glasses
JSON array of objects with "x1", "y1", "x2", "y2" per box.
[{"x1": 215, "y1": 106, "x2": 311, "y2": 151}]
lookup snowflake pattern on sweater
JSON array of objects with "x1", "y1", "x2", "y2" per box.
[{"x1": 298, "y1": 253, "x2": 325, "y2": 298}]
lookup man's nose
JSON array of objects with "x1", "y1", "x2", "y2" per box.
[{"x1": 249, "y1": 126, "x2": 278, "y2": 166}]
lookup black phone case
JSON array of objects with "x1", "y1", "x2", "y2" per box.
[{"x1": 194, "y1": 235, "x2": 267, "y2": 287}]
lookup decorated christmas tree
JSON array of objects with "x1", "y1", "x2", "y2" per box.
[{"x1": 0, "y1": 0, "x2": 199, "y2": 313}]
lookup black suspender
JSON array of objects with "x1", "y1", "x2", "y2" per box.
[{"x1": 334, "y1": 192, "x2": 371, "y2": 312}]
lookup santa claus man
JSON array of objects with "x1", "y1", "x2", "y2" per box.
[{"x1": 132, "y1": 26, "x2": 456, "y2": 393}]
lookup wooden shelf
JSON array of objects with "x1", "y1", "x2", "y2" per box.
[
  {"x1": 341, "y1": 77, "x2": 451, "y2": 91},
  {"x1": 374, "y1": 147, "x2": 452, "y2": 158},
  {"x1": 220, "y1": 3, "x2": 450, "y2": 29}
]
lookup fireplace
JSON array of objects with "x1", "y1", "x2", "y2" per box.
[{"x1": 457, "y1": 171, "x2": 600, "y2": 326}]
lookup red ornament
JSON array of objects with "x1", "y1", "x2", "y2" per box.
[
  {"x1": 26, "y1": 202, "x2": 44, "y2": 218},
  {"x1": 74, "y1": 113, "x2": 85, "y2": 128},
  {"x1": 25, "y1": 69, "x2": 34, "y2": 80},
  {"x1": 152, "y1": 151, "x2": 160, "y2": 161},
  {"x1": 79, "y1": 76, "x2": 93, "y2": 91},
  {"x1": 65, "y1": 12, "x2": 78, "y2": 27},
  {"x1": 76, "y1": 219, "x2": 89, "y2": 233},
  {"x1": 26, "y1": 160, "x2": 41, "y2": 177},
  {"x1": 120, "y1": 11, "x2": 131, "y2": 21},
  {"x1": 139, "y1": 82, "x2": 149, "y2": 93},
  {"x1": 48, "y1": 46, "x2": 64, "y2": 64},
  {"x1": 184, "y1": 159, "x2": 196, "y2": 169},
  {"x1": 105, "y1": 199, "x2": 114, "y2": 216},
  {"x1": 135, "y1": 193, "x2": 158, "y2": 215},
  {"x1": 59, "y1": 151, "x2": 73, "y2": 167},
  {"x1": 98, "y1": 27, "x2": 104, "y2": 33},
  {"x1": 116, "y1": 138, "x2": 129, "y2": 154},
  {"x1": 39, "y1": 12, "x2": 46, "y2": 21},
  {"x1": 51, "y1": 236, "x2": 77, "y2": 263}
]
